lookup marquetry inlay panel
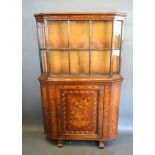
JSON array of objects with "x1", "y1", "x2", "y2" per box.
[{"x1": 61, "y1": 89, "x2": 98, "y2": 134}]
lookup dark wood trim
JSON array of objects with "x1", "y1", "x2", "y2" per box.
[{"x1": 34, "y1": 12, "x2": 127, "y2": 22}]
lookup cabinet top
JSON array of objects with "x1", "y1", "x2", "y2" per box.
[
  {"x1": 34, "y1": 12, "x2": 127, "y2": 16},
  {"x1": 34, "y1": 12, "x2": 127, "y2": 21}
]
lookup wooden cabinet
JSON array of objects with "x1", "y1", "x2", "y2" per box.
[{"x1": 34, "y1": 12, "x2": 126, "y2": 148}]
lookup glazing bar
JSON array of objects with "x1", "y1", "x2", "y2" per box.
[
  {"x1": 36, "y1": 22, "x2": 43, "y2": 73},
  {"x1": 89, "y1": 19, "x2": 92, "y2": 76},
  {"x1": 67, "y1": 19, "x2": 71, "y2": 75},
  {"x1": 44, "y1": 19, "x2": 50, "y2": 74},
  {"x1": 119, "y1": 21, "x2": 124, "y2": 74},
  {"x1": 109, "y1": 21, "x2": 114, "y2": 76}
]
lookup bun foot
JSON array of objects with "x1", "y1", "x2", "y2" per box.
[
  {"x1": 57, "y1": 141, "x2": 63, "y2": 148},
  {"x1": 99, "y1": 141, "x2": 104, "y2": 149}
]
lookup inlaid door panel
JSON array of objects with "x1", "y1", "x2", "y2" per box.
[{"x1": 56, "y1": 85, "x2": 104, "y2": 139}]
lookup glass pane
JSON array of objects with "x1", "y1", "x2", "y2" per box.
[
  {"x1": 113, "y1": 21, "x2": 122, "y2": 49},
  {"x1": 49, "y1": 50, "x2": 69, "y2": 74},
  {"x1": 112, "y1": 50, "x2": 120, "y2": 74},
  {"x1": 70, "y1": 21, "x2": 89, "y2": 49},
  {"x1": 40, "y1": 50, "x2": 47, "y2": 72},
  {"x1": 91, "y1": 50, "x2": 110, "y2": 75},
  {"x1": 70, "y1": 50, "x2": 89, "y2": 75},
  {"x1": 47, "y1": 21, "x2": 68, "y2": 48},
  {"x1": 91, "y1": 21, "x2": 112, "y2": 49},
  {"x1": 37, "y1": 22, "x2": 45, "y2": 48}
]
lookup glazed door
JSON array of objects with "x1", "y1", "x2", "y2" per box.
[{"x1": 56, "y1": 85, "x2": 104, "y2": 139}]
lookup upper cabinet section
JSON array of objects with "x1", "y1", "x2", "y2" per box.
[{"x1": 34, "y1": 12, "x2": 126, "y2": 76}]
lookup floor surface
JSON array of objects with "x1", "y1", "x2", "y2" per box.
[{"x1": 23, "y1": 129, "x2": 132, "y2": 155}]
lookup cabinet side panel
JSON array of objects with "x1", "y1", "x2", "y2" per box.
[
  {"x1": 48, "y1": 86, "x2": 58, "y2": 138},
  {"x1": 55, "y1": 85, "x2": 62, "y2": 138},
  {"x1": 98, "y1": 85, "x2": 104, "y2": 139},
  {"x1": 40, "y1": 84, "x2": 50, "y2": 135},
  {"x1": 108, "y1": 82, "x2": 121, "y2": 140},
  {"x1": 103, "y1": 85, "x2": 112, "y2": 140}
]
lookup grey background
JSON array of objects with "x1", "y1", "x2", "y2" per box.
[{"x1": 23, "y1": 0, "x2": 133, "y2": 132}]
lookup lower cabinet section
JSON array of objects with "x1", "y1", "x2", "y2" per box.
[{"x1": 40, "y1": 78, "x2": 122, "y2": 148}]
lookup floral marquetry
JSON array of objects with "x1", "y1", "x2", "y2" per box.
[{"x1": 62, "y1": 90, "x2": 97, "y2": 134}]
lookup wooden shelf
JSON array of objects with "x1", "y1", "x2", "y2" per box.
[
  {"x1": 47, "y1": 73, "x2": 119, "y2": 77},
  {"x1": 40, "y1": 48, "x2": 120, "y2": 51}
]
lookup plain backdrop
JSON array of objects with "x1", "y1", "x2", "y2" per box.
[{"x1": 22, "y1": 0, "x2": 133, "y2": 132}]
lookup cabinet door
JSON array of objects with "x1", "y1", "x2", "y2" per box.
[{"x1": 56, "y1": 85, "x2": 104, "y2": 139}]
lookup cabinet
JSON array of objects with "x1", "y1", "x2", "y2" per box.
[{"x1": 34, "y1": 12, "x2": 126, "y2": 148}]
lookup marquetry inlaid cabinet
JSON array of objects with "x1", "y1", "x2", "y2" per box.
[{"x1": 34, "y1": 12, "x2": 126, "y2": 148}]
